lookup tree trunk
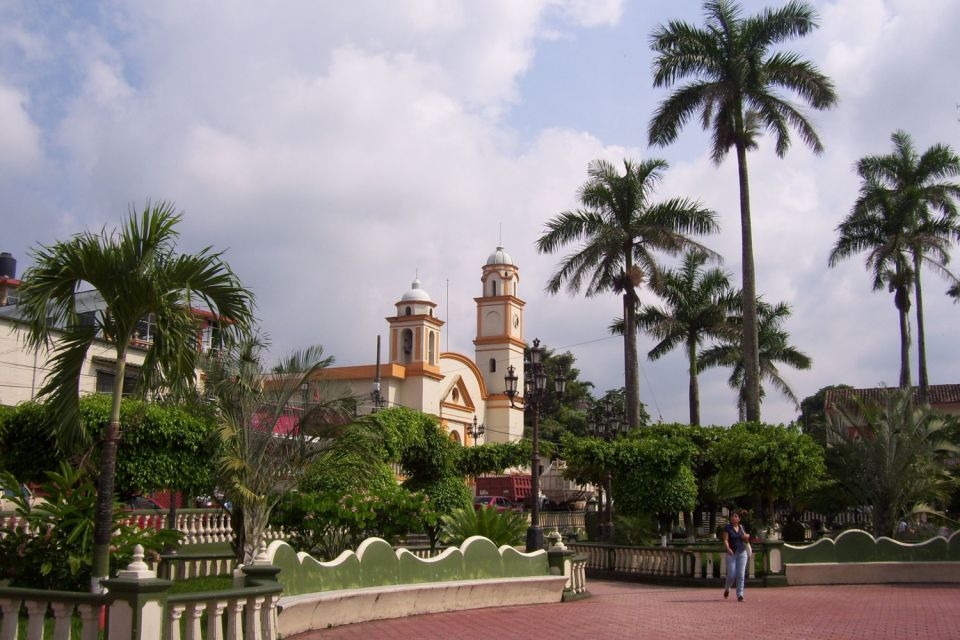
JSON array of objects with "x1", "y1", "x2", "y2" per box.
[
  {"x1": 895, "y1": 284, "x2": 912, "y2": 389},
  {"x1": 688, "y1": 336, "x2": 700, "y2": 426},
  {"x1": 623, "y1": 289, "x2": 641, "y2": 429},
  {"x1": 735, "y1": 141, "x2": 761, "y2": 422},
  {"x1": 913, "y1": 254, "x2": 928, "y2": 404},
  {"x1": 91, "y1": 349, "x2": 127, "y2": 592}
]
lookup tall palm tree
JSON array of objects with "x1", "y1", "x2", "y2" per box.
[
  {"x1": 17, "y1": 202, "x2": 254, "y2": 591},
  {"x1": 829, "y1": 170, "x2": 956, "y2": 389},
  {"x1": 699, "y1": 299, "x2": 812, "y2": 420},
  {"x1": 612, "y1": 249, "x2": 738, "y2": 425},
  {"x1": 854, "y1": 131, "x2": 960, "y2": 403},
  {"x1": 537, "y1": 158, "x2": 719, "y2": 429},
  {"x1": 648, "y1": 0, "x2": 837, "y2": 422}
]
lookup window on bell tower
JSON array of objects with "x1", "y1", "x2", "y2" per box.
[{"x1": 489, "y1": 358, "x2": 496, "y2": 373}]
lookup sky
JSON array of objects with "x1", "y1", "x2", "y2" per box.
[{"x1": 1, "y1": 0, "x2": 958, "y2": 426}]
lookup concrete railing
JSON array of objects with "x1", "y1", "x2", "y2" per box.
[
  {"x1": 0, "y1": 546, "x2": 283, "y2": 640},
  {"x1": 1, "y1": 508, "x2": 287, "y2": 547},
  {"x1": 569, "y1": 541, "x2": 781, "y2": 583}
]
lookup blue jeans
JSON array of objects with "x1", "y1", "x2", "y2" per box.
[{"x1": 725, "y1": 550, "x2": 748, "y2": 597}]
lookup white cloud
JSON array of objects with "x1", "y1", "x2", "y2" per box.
[{"x1": 0, "y1": 83, "x2": 43, "y2": 175}]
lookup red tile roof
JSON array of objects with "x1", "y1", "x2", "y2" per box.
[{"x1": 825, "y1": 384, "x2": 960, "y2": 411}]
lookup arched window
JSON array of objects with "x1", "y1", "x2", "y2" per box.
[
  {"x1": 489, "y1": 358, "x2": 497, "y2": 373},
  {"x1": 491, "y1": 280, "x2": 497, "y2": 296},
  {"x1": 402, "y1": 329, "x2": 413, "y2": 363},
  {"x1": 405, "y1": 306, "x2": 412, "y2": 316},
  {"x1": 428, "y1": 331, "x2": 436, "y2": 365}
]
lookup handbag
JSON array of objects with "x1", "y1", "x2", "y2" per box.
[{"x1": 745, "y1": 540, "x2": 753, "y2": 556}]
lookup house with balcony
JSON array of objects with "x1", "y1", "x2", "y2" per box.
[{"x1": 0, "y1": 251, "x2": 222, "y2": 406}]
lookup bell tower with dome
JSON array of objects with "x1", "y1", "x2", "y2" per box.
[
  {"x1": 474, "y1": 246, "x2": 526, "y2": 442},
  {"x1": 387, "y1": 278, "x2": 444, "y2": 378}
]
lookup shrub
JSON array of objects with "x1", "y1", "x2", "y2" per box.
[
  {"x1": 440, "y1": 507, "x2": 527, "y2": 547},
  {"x1": 0, "y1": 464, "x2": 180, "y2": 590}
]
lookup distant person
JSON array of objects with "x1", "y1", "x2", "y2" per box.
[{"x1": 722, "y1": 511, "x2": 750, "y2": 602}]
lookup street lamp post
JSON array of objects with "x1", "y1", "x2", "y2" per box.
[
  {"x1": 505, "y1": 338, "x2": 565, "y2": 552},
  {"x1": 469, "y1": 415, "x2": 485, "y2": 446},
  {"x1": 590, "y1": 397, "x2": 625, "y2": 541}
]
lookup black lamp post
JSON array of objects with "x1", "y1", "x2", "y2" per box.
[
  {"x1": 469, "y1": 415, "x2": 485, "y2": 446},
  {"x1": 505, "y1": 338, "x2": 565, "y2": 552},
  {"x1": 590, "y1": 397, "x2": 625, "y2": 541}
]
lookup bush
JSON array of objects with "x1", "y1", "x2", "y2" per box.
[
  {"x1": 781, "y1": 520, "x2": 806, "y2": 543},
  {"x1": 271, "y1": 484, "x2": 435, "y2": 560},
  {"x1": 0, "y1": 464, "x2": 180, "y2": 590},
  {"x1": 441, "y1": 507, "x2": 527, "y2": 547}
]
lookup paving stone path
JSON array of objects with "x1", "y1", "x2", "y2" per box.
[{"x1": 291, "y1": 579, "x2": 960, "y2": 639}]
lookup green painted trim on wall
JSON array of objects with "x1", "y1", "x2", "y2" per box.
[
  {"x1": 268, "y1": 536, "x2": 548, "y2": 597},
  {"x1": 782, "y1": 530, "x2": 960, "y2": 565}
]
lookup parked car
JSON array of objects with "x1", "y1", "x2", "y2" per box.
[
  {"x1": 473, "y1": 495, "x2": 522, "y2": 512},
  {"x1": 124, "y1": 495, "x2": 163, "y2": 511},
  {"x1": 0, "y1": 483, "x2": 34, "y2": 511}
]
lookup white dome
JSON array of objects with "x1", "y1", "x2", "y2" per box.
[
  {"x1": 486, "y1": 246, "x2": 514, "y2": 266},
  {"x1": 400, "y1": 278, "x2": 432, "y2": 302}
]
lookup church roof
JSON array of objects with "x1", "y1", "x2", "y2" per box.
[
  {"x1": 400, "y1": 278, "x2": 432, "y2": 302},
  {"x1": 486, "y1": 246, "x2": 514, "y2": 266}
]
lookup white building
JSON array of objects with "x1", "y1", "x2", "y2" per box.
[{"x1": 313, "y1": 246, "x2": 527, "y2": 445}]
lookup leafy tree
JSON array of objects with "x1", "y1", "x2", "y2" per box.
[
  {"x1": 827, "y1": 389, "x2": 957, "y2": 537},
  {"x1": 797, "y1": 384, "x2": 853, "y2": 446},
  {"x1": 204, "y1": 337, "x2": 362, "y2": 564},
  {"x1": 525, "y1": 347, "x2": 593, "y2": 446},
  {"x1": 611, "y1": 436, "x2": 698, "y2": 531},
  {"x1": 0, "y1": 396, "x2": 215, "y2": 501},
  {"x1": 649, "y1": 0, "x2": 837, "y2": 421},
  {"x1": 615, "y1": 249, "x2": 738, "y2": 425},
  {"x1": 848, "y1": 131, "x2": 960, "y2": 402},
  {"x1": 699, "y1": 299, "x2": 811, "y2": 420},
  {"x1": 714, "y1": 422, "x2": 825, "y2": 523},
  {"x1": 537, "y1": 158, "x2": 718, "y2": 429},
  {"x1": 16, "y1": 202, "x2": 253, "y2": 590}
]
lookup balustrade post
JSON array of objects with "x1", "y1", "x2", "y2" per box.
[{"x1": 102, "y1": 544, "x2": 173, "y2": 640}]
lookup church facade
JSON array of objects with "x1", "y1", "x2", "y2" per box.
[{"x1": 313, "y1": 246, "x2": 527, "y2": 445}]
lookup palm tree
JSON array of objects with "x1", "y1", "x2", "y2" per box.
[
  {"x1": 203, "y1": 337, "x2": 368, "y2": 564},
  {"x1": 648, "y1": 0, "x2": 837, "y2": 422},
  {"x1": 829, "y1": 169, "x2": 956, "y2": 389},
  {"x1": 537, "y1": 158, "x2": 719, "y2": 429},
  {"x1": 949, "y1": 282, "x2": 960, "y2": 302},
  {"x1": 854, "y1": 131, "x2": 960, "y2": 403},
  {"x1": 17, "y1": 202, "x2": 254, "y2": 591},
  {"x1": 699, "y1": 299, "x2": 812, "y2": 420},
  {"x1": 827, "y1": 389, "x2": 956, "y2": 537},
  {"x1": 612, "y1": 249, "x2": 738, "y2": 425}
]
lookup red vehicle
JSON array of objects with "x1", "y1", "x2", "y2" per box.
[
  {"x1": 474, "y1": 474, "x2": 531, "y2": 506},
  {"x1": 473, "y1": 495, "x2": 522, "y2": 512}
]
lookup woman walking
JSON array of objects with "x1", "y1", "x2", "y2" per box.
[{"x1": 722, "y1": 511, "x2": 750, "y2": 602}]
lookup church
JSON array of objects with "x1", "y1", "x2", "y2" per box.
[{"x1": 312, "y1": 246, "x2": 527, "y2": 445}]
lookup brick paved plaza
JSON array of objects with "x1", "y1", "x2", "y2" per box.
[{"x1": 292, "y1": 579, "x2": 960, "y2": 640}]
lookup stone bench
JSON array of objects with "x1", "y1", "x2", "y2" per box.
[
  {"x1": 277, "y1": 574, "x2": 567, "y2": 636},
  {"x1": 785, "y1": 562, "x2": 960, "y2": 585}
]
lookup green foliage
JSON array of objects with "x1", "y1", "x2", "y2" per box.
[
  {"x1": 0, "y1": 402, "x2": 61, "y2": 483},
  {"x1": 715, "y1": 422, "x2": 826, "y2": 521},
  {"x1": 827, "y1": 390, "x2": 957, "y2": 537},
  {"x1": 271, "y1": 485, "x2": 435, "y2": 561},
  {"x1": 0, "y1": 464, "x2": 179, "y2": 590},
  {"x1": 0, "y1": 396, "x2": 216, "y2": 495},
  {"x1": 798, "y1": 384, "x2": 854, "y2": 446},
  {"x1": 80, "y1": 394, "x2": 216, "y2": 496},
  {"x1": 612, "y1": 514, "x2": 658, "y2": 546},
  {"x1": 300, "y1": 453, "x2": 396, "y2": 495},
  {"x1": 440, "y1": 506, "x2": 527, "y2": 547},
  {"x1": 457, "y1": 441, "x2": 531, "y2": 477}
]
